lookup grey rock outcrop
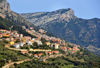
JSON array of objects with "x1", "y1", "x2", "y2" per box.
[
  {"x1": 21, "y1": 8, "x2": 77, "y2": 27},
  {"x1": 0, "y1": 0, "x2": 33, "y2": 26}
]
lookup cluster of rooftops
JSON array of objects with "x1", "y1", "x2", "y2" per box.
[{"x1": 0, "y1": 26, "x2": 82, "y2": 63}]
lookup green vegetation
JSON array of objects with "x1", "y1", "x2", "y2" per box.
[
  {"x1": 0, "y1": 16, "x2": 36, "y2": 38},
  {"x1": 79, "y1": 48, "x2": 100, "y2": 62},
  {"x1": 33, "y1": 44, "x2": 50, "y2": 49},
  {"x1": 14, "y1": 59, "x2": 57, "y2": 68},
  {"x1": 0, "y1": 41, "x2": 30, "y2": 67},
  {"x1": 47, "y1": 57, "x2": 78, "y2": 68},
  {"x1": 45, "y1": 32, "x2": 56, "y2": 37},
  {"x1": 14, "y1": 48, "x2": 100, "y2": 68},
  {"x1": 40, "y1": 38, "x2": 48, "y2": 43}
]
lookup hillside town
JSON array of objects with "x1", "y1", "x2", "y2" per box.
[{"x1": 0, "y1": 26, "x2": 82, "y2": 63}]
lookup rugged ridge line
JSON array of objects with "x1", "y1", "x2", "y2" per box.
[{"x1": 21, "y1": 8, "x2": 77, "y2": 26}]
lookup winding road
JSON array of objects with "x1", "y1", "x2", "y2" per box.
[{"x1": 2, "y1": 59, "x2": 31, "y2": 68}]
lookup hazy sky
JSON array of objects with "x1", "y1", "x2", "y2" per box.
[{"x1": 7, "y1": 0, "x2": 100, "y2": 19}]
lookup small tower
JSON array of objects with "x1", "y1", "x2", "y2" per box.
[{"x1": 19, "y1": 34, "x2": 23, "y2": 41}]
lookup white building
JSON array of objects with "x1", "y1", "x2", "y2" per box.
[
  {"x1": 51, "y1": 43, "x2": 60, "y2": 49},
  {"x1": 26, "y1": 40, "x2": 33, "y2": 45},
  {"x1": 19, "y1": 42, "x2": 24, "y2": 47},
  {"x1": 37, "y1": 41, "x2": 42, "y2": 45},
  {"x1": 13, "y1": 34, "x2": 19, "y2": 38},
  {"x1": 13, "y1": 43, "x2": 20, "y2": 48}
]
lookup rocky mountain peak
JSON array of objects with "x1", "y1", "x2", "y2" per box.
[
  {"x1": 59, "y1": 8, "x2": 76, "y2": 21},
  {"x1": 52, "y1": 8, "x2": 76, "y2": 20},
  {"x1": 52, "y1": 8, "x2": 73, "y2": 14},
  {"x1": 59, "y1": 8, "x2": 74, "y2": 13},
  {"x1": 21, "y1": 8, "x2": 77, "y2": 26}
]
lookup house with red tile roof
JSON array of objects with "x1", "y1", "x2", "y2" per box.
[
  {"x1": 52, "y1": 51, "x2": 59, "y2": 54},
  {"x1": 80, "y1": 52, "x2": 83, "y2": 54},
  {"x1": 56, "y1": 39, "x2": 61, "y2": 44},
  {"x1": 45, "y1": 42, "x2": 50, "y2": 46},
  {"x1": 30, "y1": 27, "x2": 34, "y2": 30},
  {"x1": 52, "y1": 39, "x2": 57, "y2": 42},
  {"x1": 66, "y1": 47, "x2": 72, "y2": 50},
  {"x1": 48, "y1": 51, "x2": 53, "y2": 55},
  {"x1": 39, "y1": 29, "x2": 46, "y2": 33},
  {"x1": 21, "y1": 51, "x2": 29, "y2": 54},
  {"x1": 6, "y1": 31, "x2": 11, "y2": 34},
  {"x1": 34, "y1": 54, "x2": 38, "y2": 57},
  {"x1": 0, "y1": 34, "x2": 3, "y2": 37},
  {"x1": 37, "y1": 36, "x2": 41, "y2": 40},
  {"x1": 61, "y1": 46, "x2": 67, "y2": 52},
  {"x1": 0, "y1": 29, "x2": 7, "y2": 32},
  {"x1": 73, "y1": 47, "x2": 80, "y2": 51},
  {"x1": 45, "y1": 52, "x2": 48, "y2": 55},
  {"x1": 24, "y1": 36, "x2": 31, "y2": 40},
  {"x1": 72, "y1": 51, "x2": 76, "y2": 54},
  {"x1": 38, "y1": 53, "x2": 43, "y2": 57},
  {"x1": 3, "y1": 33, "x2": 10, "y2": 37}
]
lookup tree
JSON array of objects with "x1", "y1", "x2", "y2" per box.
[
  {"x1": 15, "y1": 40, "x2": 20, "y2": 43},
  {"x1": 33, "y1": 42, "x2": 38, "y2": 46},
  {"x1": 14, "y1": 63, "x2": 17, "y2": 67},
  {"x1": 40, "y1": 38, "x2": 47, "y2": 43},
  {"x1": 72, "y1": 55, "x2": 74, "y2": 58}
]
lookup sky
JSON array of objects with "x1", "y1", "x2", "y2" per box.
[{"x1": 7, "y1": 0, "x2": 100, "y2": 19}]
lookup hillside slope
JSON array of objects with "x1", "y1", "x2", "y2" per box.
[{"x1": 21, "y1": 9, "x2": 100, "y2": 55}]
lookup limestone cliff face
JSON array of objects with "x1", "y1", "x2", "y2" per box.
[
  {"x1": 0, "y1": 0, "x2": 10, "y2": 11},
  {"x1": 21, "y1": 8, "x2": 77, "y2": 26},
  {"x1": 59, "y1": 8, "x2": 76, "y2": 21},
  {"x1": 0, "y1": 0, "x2": 33, "y2": 27},
  {"x1": 0, "y1": 0, "x2": 10, "y2": 18}
]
